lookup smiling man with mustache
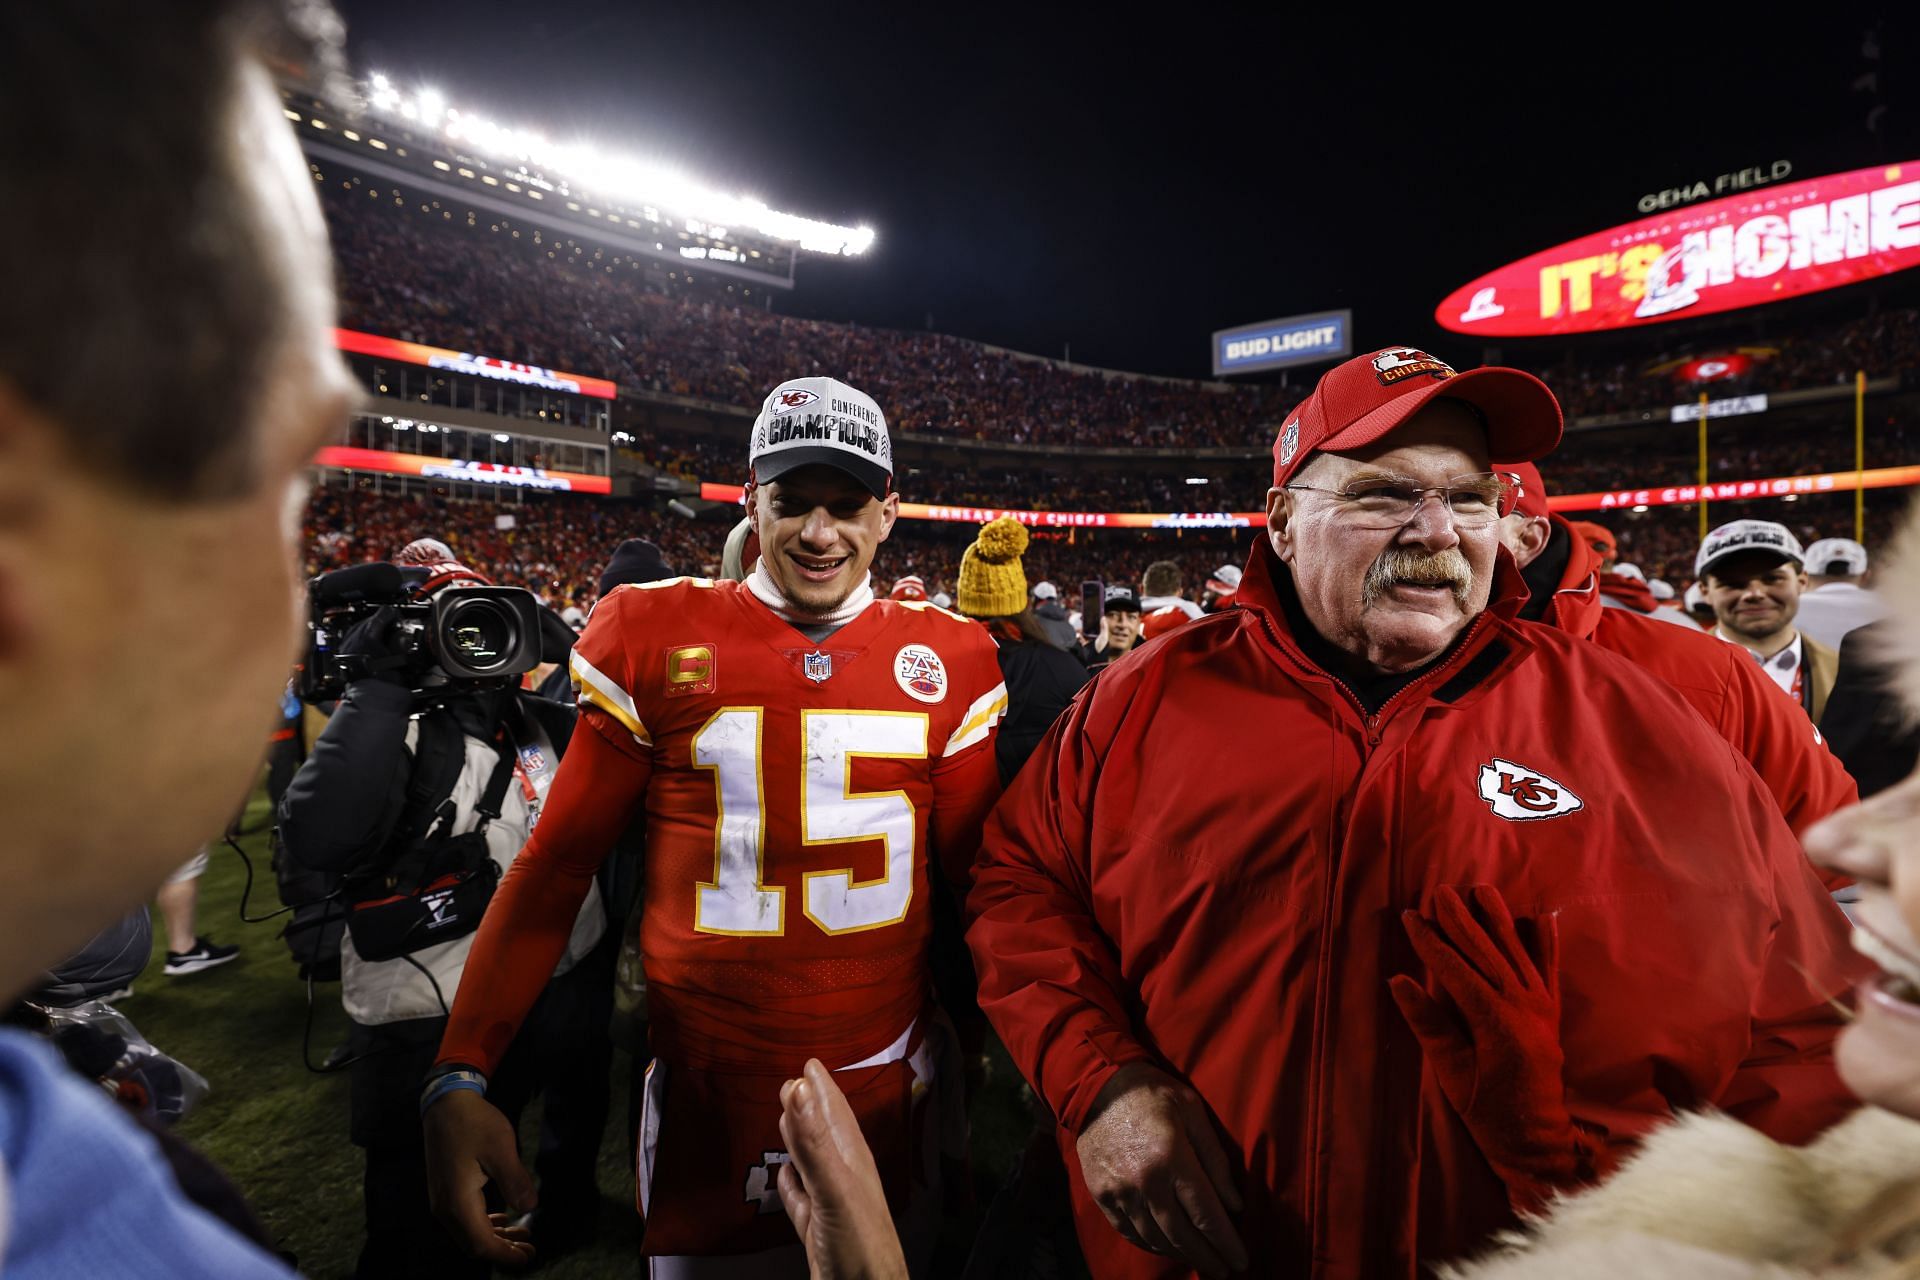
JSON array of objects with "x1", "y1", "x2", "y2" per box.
[{"x1": 966, "y1": 347, "x2": 1864, "y2": 1280}]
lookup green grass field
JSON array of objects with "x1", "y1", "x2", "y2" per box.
[{"x1": 119, "y1": 785, "x2": 1035, "y2": 1278}]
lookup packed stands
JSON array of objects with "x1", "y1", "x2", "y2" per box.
[{"x1": 322, "y1": 171, "x2": 1920, "y2": 454}]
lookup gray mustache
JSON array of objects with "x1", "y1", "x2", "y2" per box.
[{"x1": 1362, "y1": 547, "x2": 1474, "y2": 610}]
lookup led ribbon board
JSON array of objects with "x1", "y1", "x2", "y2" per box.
[
  {"x1": 334, "y1": 328, "x2": 618, "y2": 400},
  {"x1": 315, "y1": 445, "x2": 613, "y2": 494},
  {"x1": 1437, "y1": 162, "x2": 1920, "y2": 335}
]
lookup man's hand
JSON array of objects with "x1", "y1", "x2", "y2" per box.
[
  {"x1": 1073, "y1": 1062, "x2": 1248, "y2": 1277},
  {"x1": 775, "y1": 1058, "x2": 908, "y2": 1280},
  {"x1": 423, "y1": 1089, "x2": 538, "y2": 1268},
  {"x1": 1389, "y1": 884, "x2": 1606, "y2": 1214}
]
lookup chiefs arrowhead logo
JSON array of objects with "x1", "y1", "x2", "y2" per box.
[
  {"x1": 771, "y1": 388, "x2": 819, "y2": 415},
  {"x1": 1371, "y1": 347, "x2": 1455, "y2": 385},
  {"x1": 1476, "y1": 758, "x2": 1583, "y2": 822}
]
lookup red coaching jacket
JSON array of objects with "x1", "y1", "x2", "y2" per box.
[
  {"x1": 966, "y1": 538, "x2": 1862, "y2": 1280},
  {"x1": 1527, "y1": 514, "x2": 1858, "y2": 847}
]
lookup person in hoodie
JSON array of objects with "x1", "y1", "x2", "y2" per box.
[
  {"x1": 1496, "y1": 462, "x2": 1857, "y2": 847},
  {"x1": 968, "y1": 347, "x2": 1859, "y2": 1280}
]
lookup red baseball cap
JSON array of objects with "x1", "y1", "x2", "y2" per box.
[
  {"x1": 1496, "y1": 460, "x2": 1550, "y2": 521},
  {"x1": 1272, "y1": 347, "x2": 1562, "y2": 488}
]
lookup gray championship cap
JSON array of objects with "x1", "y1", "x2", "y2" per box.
[{"x1": 748, "y1": 376, "x2": 893, "y2": 499}]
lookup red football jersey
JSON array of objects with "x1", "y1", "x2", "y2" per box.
[{"x1": 570, "y1": 579, "x2": 1007, "y2": 1072}]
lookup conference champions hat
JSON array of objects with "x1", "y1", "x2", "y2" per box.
[
  {"x1": 1103, "y1": 585, "x2": 1141, "y2": 613},
  {"x1": 749, "y1": 376, "x2": 893, "y2": 499},
  {"x1": 1273, "y1": 347, "x2": 1562, "y2": 488},
  {"x1": 1695, "y1": 519, "x2": 1805, "y2": 579},
  {"x1": 1804, "y1": 537, "x2": 1869, "y2": 576}
]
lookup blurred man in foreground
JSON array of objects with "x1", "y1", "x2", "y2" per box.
[
  {"x1": 968, "y1": 348, "x2": 1861, "y2": 1278},
  {"x1": 0, "y1": 0, "x2": 356, "y2": 1273}
]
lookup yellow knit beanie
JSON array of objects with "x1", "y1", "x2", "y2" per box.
[{"x1": 957, "y1": 517, "x2": 1030, "y2": 618}]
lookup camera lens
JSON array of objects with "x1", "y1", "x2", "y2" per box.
[{"x1": 439, "y1": 598, "x2": 516, "y2": 673}]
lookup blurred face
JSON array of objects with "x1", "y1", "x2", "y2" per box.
[
  {"x1": 1267, "y1": 402, "x2": 1497, "y2": 675},
  {"x1": 0, "y1": 63, "x2": 356, "y2": 993},
  {"x1": 749, "y1": 464, "x2": 898, "y2": 615},
  {"x1": 1804, "y1": 769, "x2": 1920, "y2": 1118},
  {"x1": 1104, "y1": 609, "x2": 1141, "y2": 651},
  {"x1": 1705, "y1": 552, "x2": 1806, "y2": 647}
]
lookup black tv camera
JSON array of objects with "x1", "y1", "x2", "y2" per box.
[{"x1": 298, "y1": 562, "x2": 544, "y2": 704}]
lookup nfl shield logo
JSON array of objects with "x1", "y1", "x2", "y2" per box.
[{"x1": 804, "y1": 651, "x2": 833, "y2": 683}]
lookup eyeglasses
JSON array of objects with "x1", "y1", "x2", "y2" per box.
[{"x1": 1283, "y1": 472, "x2": 1517, "y2": 530}]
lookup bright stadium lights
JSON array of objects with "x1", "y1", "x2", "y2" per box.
[
  {"x1": 1185, "y1": 477, "x2": 1209, "y2": 485},
  {"x1": 357, "y1": 77, "x2": 876, "y2": 256}
]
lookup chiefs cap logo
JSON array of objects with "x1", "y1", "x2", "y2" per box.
[
  {"x1": 1476, "y1": 758, "x2": 1584, "y2": 822},
  {"x1": 1371, "y1": 347, "x2": 1456, "y2": 386},
  {"x1": 771, "y1": 388, "x2": 820, "y2": 415}
]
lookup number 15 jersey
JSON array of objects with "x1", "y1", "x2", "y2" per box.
[{"x1": 438, "y1": 577, "x2": 1008, "y2": 1078}]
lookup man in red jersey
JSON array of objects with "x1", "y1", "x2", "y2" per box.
[{"x1": 423, "y1": 376, "x2": 1007, "y2": 1276}]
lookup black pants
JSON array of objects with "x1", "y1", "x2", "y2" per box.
[{"x1": 347, "y1": 940, "x2": 617, "y2": 1279}]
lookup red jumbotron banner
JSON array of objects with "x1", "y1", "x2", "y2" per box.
[
  {"x1": 334, "y1": 328, "x2": 618, "y2": 400},
  {"x1": 698, "y1": 483, "x2": 1263, "y2": 528},
  {"x1": 1548, "y1": 464, "x2": 1920, "y2": 513},
  {"x1": 315, "y1": 445, "x2": 614, "y2": 495},
  {"x1": 1437, "y1": 162, "x2": 1920, "y2": 336}
]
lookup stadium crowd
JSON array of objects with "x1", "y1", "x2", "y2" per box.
[{"x1": 322, "y1": 171, "x2": 1920, "y2": 454}]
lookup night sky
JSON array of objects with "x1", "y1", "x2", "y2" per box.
[{"x1": 334, "y1": 3, "x2": 1920, "y2": 379}]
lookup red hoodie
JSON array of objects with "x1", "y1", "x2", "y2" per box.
[
  {"x1": 1529, "y1": 515, "x2": 1858, "y2": 849},
  {"x1": 967, "y1": 538, "x2": 1859, "y2": 1279}
]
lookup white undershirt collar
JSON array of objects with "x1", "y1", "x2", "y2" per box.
[{"x1": 745, "y1": 558, "x2": 876, "y2": 628}]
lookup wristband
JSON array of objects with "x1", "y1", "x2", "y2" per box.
[{"x1": 419, "y1": 1067, "x2": 488, "y2": 1116}]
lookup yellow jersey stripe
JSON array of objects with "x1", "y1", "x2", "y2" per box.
[
  {"x1": 570, "y1": 650, "x2": 652, "y2": 746},
  {"x1": 943, "y1": 683, "x2": 1009, "y2": 757}
]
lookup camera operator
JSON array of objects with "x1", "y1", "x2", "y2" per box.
[{"x1": 278, "y1": 552, "x2": 614, "y2": 1279}]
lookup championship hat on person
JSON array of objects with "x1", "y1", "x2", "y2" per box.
[
  {"x1": 1272, "y1": 346, "x2": 1562, "y2": 488},
  {"x1": 1804, "y1": 537, "x2": 1869, "y2": 577},
  {"x1": 749, "y1": 376, "x2": 893, "y2": 499},
  {"x1": 1696, "y1": 519, "x2": 1805, "y2": 580},
  {"x1": 1103, "y1": 585, "x2": 1141, "y2": 614},
  {"x1": 1496, "y1": 461, "x2": 1551, "y2": 521},
  {"x1": 890, "y1": 574, "x2": 928, "y2": 602}
]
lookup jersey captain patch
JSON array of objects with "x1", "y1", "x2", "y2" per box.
[{"x1": 894, "y1": 644, "x2": 947, "y2": 703}]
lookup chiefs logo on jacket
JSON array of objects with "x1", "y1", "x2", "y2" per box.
[{"x1": 1477, "y1": 758, "x2": 1584, "y2": 821}]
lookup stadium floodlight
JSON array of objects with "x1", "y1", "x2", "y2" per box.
[
  {"x1": 1184, "y1": 477, "x2": 1209, "y2": 485},
  {"x1": 357, "y1": 76, "x2": 876, "y2": 257}
]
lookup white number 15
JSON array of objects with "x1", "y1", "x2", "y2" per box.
[{"x1": 691, "y1": 708, "x2": 926, "y2": 937}]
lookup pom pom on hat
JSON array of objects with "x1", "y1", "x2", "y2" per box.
[
  {"x1": 975, "y1": 516, "x2": 1030, "y2": 564},
  {"x1": 958, "y1": 516, "x2": 1030, "y2": 618}
]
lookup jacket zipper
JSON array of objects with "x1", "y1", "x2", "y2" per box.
[{"x1": 1273, "y1": 607, "x2": 1497, "y2": 1270}]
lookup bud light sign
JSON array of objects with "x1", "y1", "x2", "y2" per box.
[
  {"x1": 1212, "y1": 309, "x2": 1352, "y2": 377},
  {"x1": 1437, "y1": 162, "x2": 1920, "y2": 336}
]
